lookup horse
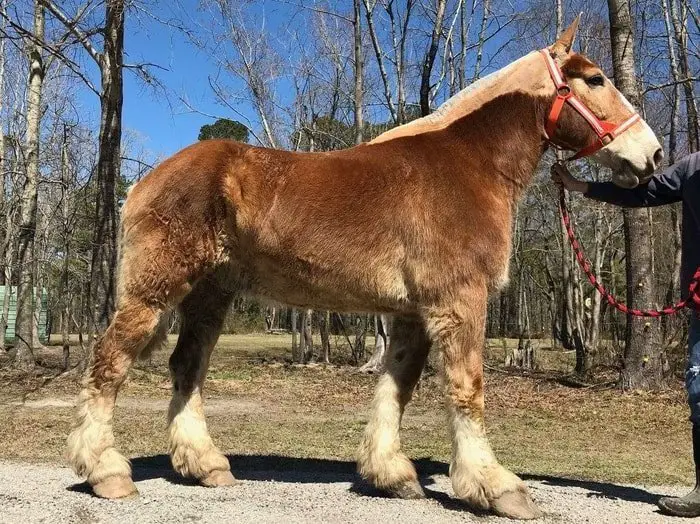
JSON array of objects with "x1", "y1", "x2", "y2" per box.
[{"x1": 67, "y1": 18, "x2": 662, "y2": 519}]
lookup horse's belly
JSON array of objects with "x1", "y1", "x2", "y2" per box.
[{"x1": 243, "y1": 250, "x2": 412, "y2": 313}]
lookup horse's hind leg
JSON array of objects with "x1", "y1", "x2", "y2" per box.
[
  {"x1": 357, "y1": 314, "x2": 431, "y2": 499},
  {"x1": 425, "y1": 284, "x2": 541, "y2": 519},
  {"x1": 66, "y1": 296, "x2": 165, "y2": 499},
  {"x1": 168, "y1": 275, "x2": 235, "y2": 487}
]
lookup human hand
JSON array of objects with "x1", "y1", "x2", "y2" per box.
[{"x1": 550, "y1": 163, "x2": 589, "y2": 193}]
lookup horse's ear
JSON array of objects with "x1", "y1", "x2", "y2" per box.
[{"x1": 551, "y1": 14, "x2": 581, "y2": 56}]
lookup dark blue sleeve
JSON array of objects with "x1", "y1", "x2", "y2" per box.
[{"x1": 585, "y1": 157, "x2": 690, "y2": 207}]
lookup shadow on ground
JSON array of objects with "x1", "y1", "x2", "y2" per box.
[
  {"x1": 521, "y1": 474, "x2": 663, "y2": 505},
  {"x1": 65, "y1": 454, "x2": 665, "y2": 508}
]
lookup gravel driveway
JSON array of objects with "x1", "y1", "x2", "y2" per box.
[{"x1": 0, "y1": 457, "x2": 687, "y2": 523}]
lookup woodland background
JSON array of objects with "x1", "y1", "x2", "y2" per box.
[{"x1": 0, "y1": 0, "x2": 697, "y2": 388}]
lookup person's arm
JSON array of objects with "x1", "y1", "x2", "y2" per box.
[{"x1": 551, "y1": 157, "x2": 689, "y2": 207}]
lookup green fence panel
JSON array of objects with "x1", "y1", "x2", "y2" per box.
[{"x1": 0, "y1": 286, "x2": 48, "y2": 344}]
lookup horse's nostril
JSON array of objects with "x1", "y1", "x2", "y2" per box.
[{"x1": 653, "y1": 148, "x2": 664, "y2": 168}]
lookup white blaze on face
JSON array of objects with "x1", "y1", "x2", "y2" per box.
[{"x1": 592, "y1": 88, "x2": 663, "y2": 188}]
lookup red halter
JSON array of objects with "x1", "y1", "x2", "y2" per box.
[{"x1": 540, "y1": 49, "x2": 641, "y2": 161}]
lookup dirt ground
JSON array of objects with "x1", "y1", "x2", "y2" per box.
[{"x1": 0, "y1": 334, "x2": 694, "y2": 522}]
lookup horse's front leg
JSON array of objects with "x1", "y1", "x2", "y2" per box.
[
  {"x1": 357, "y1": 314, "x2": 431, "y2": 498},
  {"x1": 424, "y1": 284, "x2": 541, "y2": 519}
]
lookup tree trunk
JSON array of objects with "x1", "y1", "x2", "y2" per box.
[
  {"x1": 669, "y1": 0, "x2": 699, "y2": 152},
  {"x1": 13, "y1": 1, "x2": 44, "y2": 370},
  {"x1": 265, "y1": 306, "x2": 276, "y2": 331},
  {"x1": 0, "y1": 138, "x2": 14, "y2": 351},
  {"x1": 291, "y1": 308, "x2": 300, "y2": 362},
  {"x1": 607, "y1": 0, "x2": 665, "y2": 389},
  {"x1": 301, "y1": 308, "x2": 313, "y2": 362},
  {"x1": 60, "y1": 127, "x2": 71, "y2": 370},
  {"x1": 32, "y1": 276, "x2": 43, "y2": 347},
  {"x1": 353, "y1": 314, "x2": 368, "y2": 364},
  {"x1": 420, "y1": 0, "x2": 447, "y2": 116},
  {"x1": 555, "y1": 0, "x2": 563, "y2": 32},
  {"x1": 0, "y1": 0, "x2": 7, "y2": 352},
  {"x1": 359, "y1": 314, "x2": 389, "y2": 373},
  {"x1": 472, "y1": 0, "x2": 491, "y2": 81},
  {"x1": 0, "y1": 266, "x2": 11, "y2": 351},
  {"x1": 88, "y1": 0, "x2": 124, "y2": 334},
  {"x1": 319, "y1": 310, "x2": 331, "y2": 364},
  {"x1": 661, "y1": 0, "x2": 683, "y2": 341},
  {"x1": 353, "y1": 0, "x2": 364, "y2": 145},
  {"x1": 385, "y1": 0, "x2": 413, "y2": 124},
  {"x1": 457, "y1": 0, "x2": 472, "y2": 90},
  {"x1": 583, "y1": 208, "x2": 607, "y2": 369},
  {"x1": 498, "y1": 290, "x2": 508, "y2": 337},
  {"x1": 362, "y1": 0, "x2": 397, "y2": 123}
]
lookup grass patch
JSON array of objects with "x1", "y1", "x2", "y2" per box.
[{"x1": 0, "y1": 333, "x2": 694, "y2": 488}]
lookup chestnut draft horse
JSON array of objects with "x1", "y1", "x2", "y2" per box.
[{"x1": 67, "y1": 19, "x2": 662, "y2": 519}]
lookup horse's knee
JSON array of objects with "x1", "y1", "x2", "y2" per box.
[{"x1": 90, "y1": 302, "x2": 163, "y2": 390}]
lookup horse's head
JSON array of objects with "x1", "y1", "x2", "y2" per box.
[{"x1": 543, "y1": 17, "x2": 663, "y2": 188}]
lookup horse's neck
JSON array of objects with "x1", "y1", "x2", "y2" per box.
[
  {"x1": 372, "y1": 51, "x2": 547, "y2": 145},
  {"x1": 371, "y1": 52, "x2": 550, "y2": 199},
  {"x1": 439, "y1": 90, "x2": 549, "y2": 199}
]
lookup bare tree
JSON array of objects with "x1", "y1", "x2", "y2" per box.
[
  {"x1": 318, "y1": 310, "x2": 331, "y2": 363},
  {"x1": 301, "y1": 308, "x2": 313, "y2": 362},
  {"x1": 607, "y1": 0, "x2": 666, "y2": 389},
  {"x1": 58, "y1": 125, "x2": 72, "y2": 370},
  {"x1": 0, "y1": 0, "x2": 9, "y2": 352},
  {"x1": 291, "y1": 308, "x2": 300, "y2": 361},
  {"x1": 668, "y1": 0, "x2": 699, "y2": 152},
  {"x1": 353, "y1": 0, "x2": 365, "y2": 144},
  {"x1": 362, "y1": 0, "x2": 398, "y2": 123},
  {"x1": 383, "y1": 0, "x2": 414, "y2": 123},
  {"x1": 419, "y1": 0, "x2": 447, "y2": 116},
  {"x1": 14, "y1": 0, "x2": 45, "y2": 370},
  {"x1": 42, "y1": 0, "x2": 126, "y2": 331},
  {"x1": 472, "y1": 0, "x2": 491, "y2": 81},
  {"x1": 661, "y1": 0, "x2": 684, "y2": 341}
]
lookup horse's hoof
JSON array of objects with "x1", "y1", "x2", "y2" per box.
[
  {"x1": 201, "y1": 469, "x2": 240, "y2": 488},
  {"x1": 92, "y1": 476, "x2": 139, "y2": 500},
  {"x1": 491, "y1": 489, "x2": 543, "y2": 520},
  {"x1": 387, "y1": 479, "x2": 425, "y2": 500}
]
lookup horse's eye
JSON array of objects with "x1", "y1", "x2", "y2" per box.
[{"x1": 586, "y1": 75, "x2": 605, "y2": 87}]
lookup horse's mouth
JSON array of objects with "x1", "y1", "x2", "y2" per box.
[
  {"x1": 612, "y1": 173, "x2": 640, "y2": 189},
  {"x1": 612, "y1": 159, "x2": 658, "y2": 189},
  {"x1": 612, "y1": 164, "x2": 640, "y2": 188}
]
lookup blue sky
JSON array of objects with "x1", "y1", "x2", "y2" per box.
[
  {"x1": 75, "y1": 0, "x2": 524, "y2": 159},
  {"x1": 118, "y1": 2, "x2": 259, "y2": 157},
  {"x1": 59, "y1": 0, "x2": 663, "y2": 161},
  {"x1": 122, "y1": 9, "x2": 216, "y2": 156},
  {"x1": 66, "y1": 1, "x2": 291, "y2": 158}
]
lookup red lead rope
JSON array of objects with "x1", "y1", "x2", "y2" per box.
[{"x1": 559, "y1": 186, "x2": 700, "y2": 317}]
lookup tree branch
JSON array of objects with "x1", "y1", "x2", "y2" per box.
[
  {"x1": 271, "y1": 0, "x2": 353, "y2": 23},
  {"x1": 644, "y1": 77, "x2": 699, "y2": 94},
  {"x1": 40, "y1": 0, "x2": 102, "y2": 64},
  {"x1": 0, "y1": 11, "x2": 100, "y2": 95}
]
